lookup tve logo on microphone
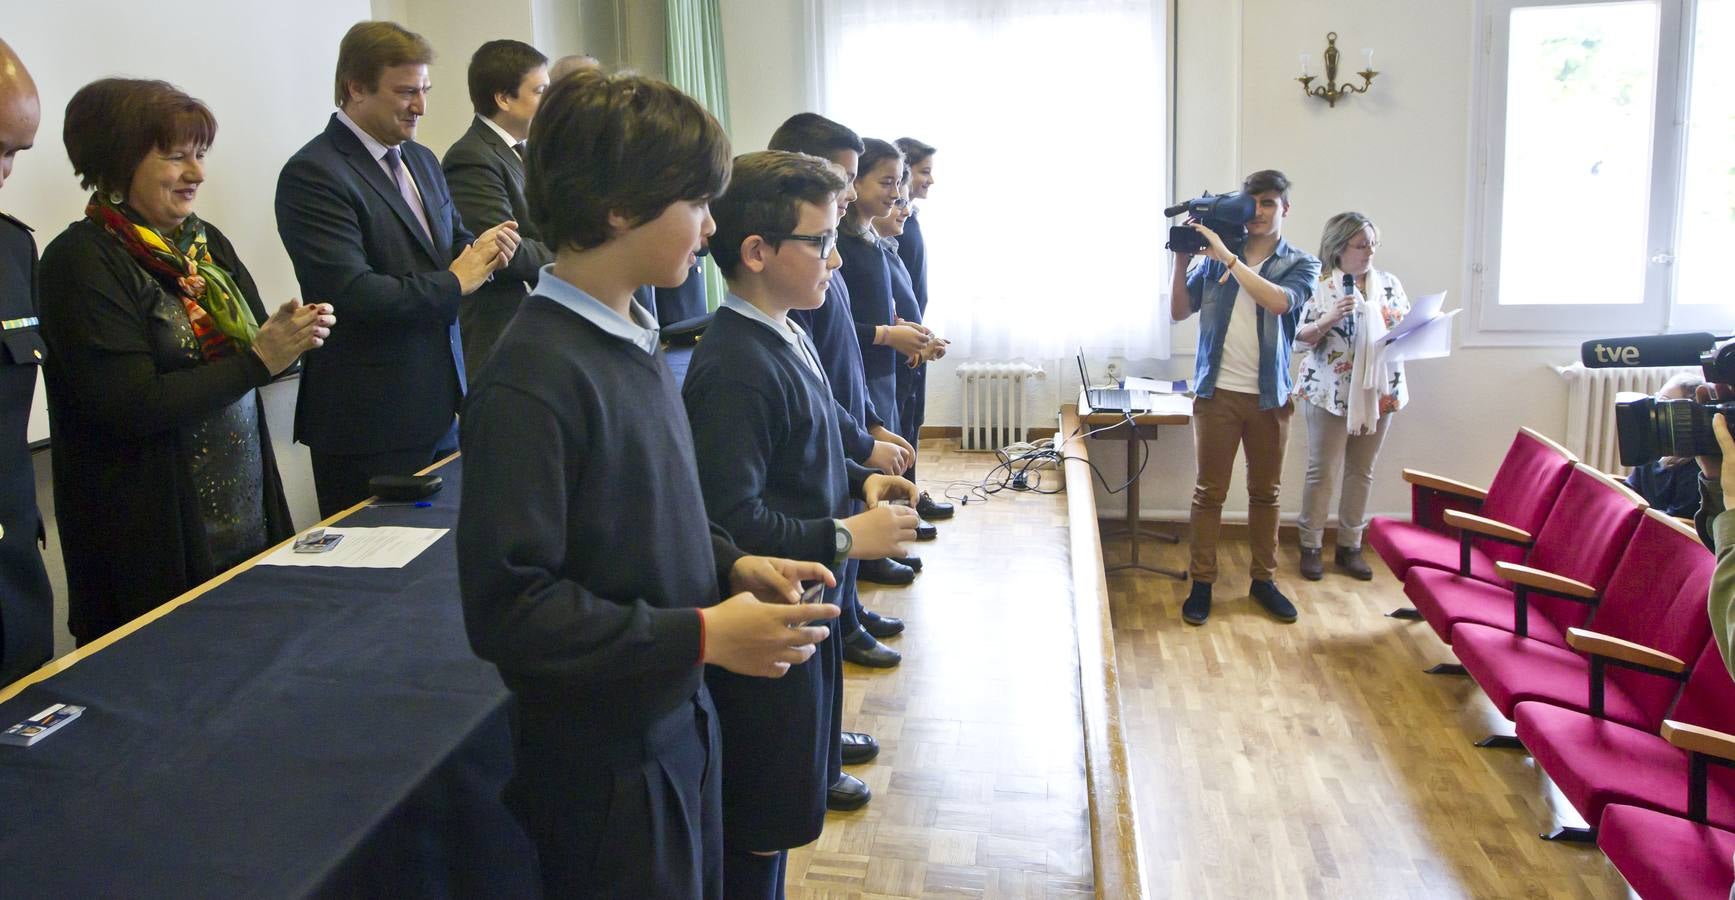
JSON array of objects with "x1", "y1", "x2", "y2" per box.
[{"x1": 1589, "y1": 343, "x2": 1642, "y2": 365}]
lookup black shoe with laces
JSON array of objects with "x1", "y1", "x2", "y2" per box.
[
  {"x1": 916, "y1": 491, "x2": 955, "y2": 520},
  {"x1": 1181, "y1": 581, "x2": 1212, "y2": 625},
  {"x1": 1250, "y1": 579, "x2": 1298, "y2": 623}
]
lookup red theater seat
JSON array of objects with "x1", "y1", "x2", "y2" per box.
[
  {"x1": 1403, "y1": 464, "x2": 1645, "y2": 648},
  {"x1": 1515, "y1": 642, "x2": 1735, "y2": 834},
  {"x1": 1368, "y1": 428, "x2": 1576, "y2": 590},
  {"x1": 1453, "y1": 510, "x2": 1715, "y2": 727},
  {"x1": 1598, "y1": 804, "x2": 1735, "y2": 900}
]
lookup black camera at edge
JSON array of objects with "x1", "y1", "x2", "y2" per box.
[
  {"x1": 1164, "y1": 191, "x2": 1257, "y2": 256},
  {"x1": 1610, "y1": 337, "x2": 1735, "y2": 466}
]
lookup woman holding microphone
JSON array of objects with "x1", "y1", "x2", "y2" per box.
[{"x1": 1293, "y1": 212, "x2": 1410, "y2": 581}]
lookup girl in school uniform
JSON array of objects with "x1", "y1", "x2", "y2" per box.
[
  {"x1": 872, "y1": 168, "x2": 947, "y2": 493},
  {"x1": 839, "y1": 139, "x2": 929, "y2": 443}
]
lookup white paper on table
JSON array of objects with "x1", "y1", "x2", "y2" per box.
[
  {"x1": 1384, "y1": 309, "x2": 1459, "y2": 362},
  {"x1": 1379, "y1": 291, "x2": 1448, "y2": 347},
  {"x1": 258, "y1": 527, "x2": 449, "y2": 568},
  {"x1": 1124, "y1": 376, "x2": 1189, "y2": 394}
]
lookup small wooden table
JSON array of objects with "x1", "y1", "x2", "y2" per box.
[{"x1": 1076, "y1": 392, "x2": 1193, "y2": 579}]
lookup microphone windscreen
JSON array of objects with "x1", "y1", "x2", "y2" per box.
[{"x1": 1580, "y1": 332, "x2": 1717, "y2": 368}]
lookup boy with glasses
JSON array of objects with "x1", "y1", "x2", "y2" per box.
[{"x1": 683, "y1": 150, "x2": 920, "y2": 897}]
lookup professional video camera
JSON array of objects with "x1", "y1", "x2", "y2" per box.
[
  {"x1": 1163, "y1": 191, "x2": 1256, "y2": 255},
  {"x1": 1581, "y1": 331, "x2": 1735, "y2": 466}
]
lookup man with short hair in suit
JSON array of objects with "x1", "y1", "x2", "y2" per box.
[
  {"x1": 0, "y1": 38, "x2": 53, "y2": 684},
  {"x1": 276, "y1": 21, "x2": 521, "y2": 517},
  {"x1": 442, "y1": 39, "x2": 553, "y2": 372}
]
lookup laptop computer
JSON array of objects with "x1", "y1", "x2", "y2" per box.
[{"x1": 1077, "y1": 352, "x2": 1152, "y2": 413}]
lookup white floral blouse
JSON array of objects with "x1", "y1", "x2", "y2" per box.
[{"x1": 1293, "y1": 269, "x2": 1411, "y2": 417}]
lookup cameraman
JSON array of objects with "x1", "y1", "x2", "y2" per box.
[
  {"x1": 1169, "y1": 170, "x2": 1321, "y2": 627},
  {"x1": 1698, "y1": 384, "x2": 1733, "y2": 552},
  {"x1": 1627, "y1": 374, "x2": 1706, "y2": 520},
  {"x1": 1703, "y1": 402, "x2": 1735, "y2": 691}
]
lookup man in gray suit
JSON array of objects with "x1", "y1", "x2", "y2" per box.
[{"x1": 443, "y1": 40, "x2": 555, "y2": 371}]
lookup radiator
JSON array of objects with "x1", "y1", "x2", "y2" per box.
[
  {"x1": 956, "y1": 362, "x2": 1046, "y2": 451},
  {"x1": 1556, "y1": 362, "x2": 1698, "y2": 473}
]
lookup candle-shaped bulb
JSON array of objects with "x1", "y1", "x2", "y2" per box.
[
  {"x1": 1363, "y1": 48, "x2": 1374, "y2": 70},
  {"x1": 1300, "y1": 53, "x2": 1311, "y2": 76}
]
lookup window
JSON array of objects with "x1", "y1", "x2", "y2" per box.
[
  {"x1": 1474, "y1": 0, "x2": 1731, "y2": 339},
  {"x1": 809, "y1": 0, "x2": 1170, "y2": 360}
]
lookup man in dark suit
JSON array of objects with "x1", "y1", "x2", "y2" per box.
[
  {"x1": 276, "y1": 21, "x2": 520, "y2": 517},
  {"x1": 0, "y1": 38, "x2": 53, "y2": 684},
  {"x1": 442, "y1": 39, "x2": 553, "y2": 372}
]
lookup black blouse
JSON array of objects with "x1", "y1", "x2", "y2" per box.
[{"x1": 38, "y1": 217, "x2": 292, "y2": 644}]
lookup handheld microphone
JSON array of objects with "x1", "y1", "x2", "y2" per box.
[
  {"x1": 1342, "y1": 272, "x2": 1356, "y2": 299},
  {"x1": 1580, "y1": 332, "x2": 1726, "y2": 368}
]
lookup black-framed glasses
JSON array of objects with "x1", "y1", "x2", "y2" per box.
[{"x1": 766, "y1": 230, "x2": 838, "y2": 258}]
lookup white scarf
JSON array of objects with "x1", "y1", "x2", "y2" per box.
[{"x1": 1346, "y1": 268, "x2": 1390, "y2": 435}]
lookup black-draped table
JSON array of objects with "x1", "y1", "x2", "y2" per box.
[{"x1": 0, "y1": 458, "x2": 539, "y2": 898}]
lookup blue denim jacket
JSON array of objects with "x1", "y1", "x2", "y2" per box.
[{"x1": 1185, "y1": 237, "x2": 1321, "y2": 410}]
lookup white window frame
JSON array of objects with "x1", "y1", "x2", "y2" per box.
[{"x1": 1468, "y1": 0, "x2": 1726, "y2": 345}]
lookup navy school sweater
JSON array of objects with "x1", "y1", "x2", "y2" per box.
[
  {"x1": 789, "y1": 276, "x2": 880, "y2": 463},
  {"x1": 897, "y1": 212, "x2": 928, "y2": 314},
  {"x1": 683, "y1": 306, "x2": 872, "y2": 565},
  {"x1": 838, "y1": 232, "x2": 900, "y2": 432},
  {"x1": 456, "y1": 294, "x2": 744, "y2": 737}
]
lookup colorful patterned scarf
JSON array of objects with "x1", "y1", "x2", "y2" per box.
[{"x1": 86, "y1": 195, "x2": 258, "y2": 360}]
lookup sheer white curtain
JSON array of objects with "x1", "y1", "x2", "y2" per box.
[{"x1": 809, "y1": 0, "x2": 1170, "y2": 361}]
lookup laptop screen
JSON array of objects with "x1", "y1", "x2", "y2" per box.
[{"x1": 1076, "y1": 350, "x2": 1093, "y2": 390}]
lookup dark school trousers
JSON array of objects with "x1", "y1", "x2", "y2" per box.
[{"x1": 507, "y1": 691, "x2": 723, "y2": 899}]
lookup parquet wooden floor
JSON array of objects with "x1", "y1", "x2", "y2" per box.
[
  {"x1": 785, "y1": 440, "x2": 1095, "y2": 899},
  {"x1": 1108, "y1": 533, "x2": 1634, "y2": 899}
]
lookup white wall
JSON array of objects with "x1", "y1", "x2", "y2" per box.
[
  {"x1": 1127, "y1": 0, "x2": 1574, "y2": 524},
  {"x1": 10, "y1": 0, "x2": 378, "y2": 530},
  {"x1": 384, "y1": 0, "x2": 537, "y2": 158},
  {"x1": 719, "y1": 0, "x2": 808, "y2": 150},
  {"x1": 718, "y1": 0, "x2": 1577, "y2": 525}
]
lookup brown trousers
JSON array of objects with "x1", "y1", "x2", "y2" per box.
[{"x1": 1189, "y1": 389, "x2": 1292, "y2": 583}]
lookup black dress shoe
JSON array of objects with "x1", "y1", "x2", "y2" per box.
[
  {"x1": 891, "y1": 555, "x2": 923, "y2": 572},
  {"x1": 860, "y1": 610, "x2": 905, "y2": 639},
  {"x1": 844, "y1": 629, "x2": 902, "y2": 668},
  {"x1": 858, "y1": 557, "x2": 915, "y2": 586},
  {"x1": 916, "y1": 491, "x2": 955, "y2": 520},
  {"x1": 827, "y1": 773, "x2": 872, "y2": 811},
  {"x1": 915, "y1": 518, "x2": 938, "y2": 541},
  {"x1": 841, "y1": 731, "x2": 879, "y2": 765}
]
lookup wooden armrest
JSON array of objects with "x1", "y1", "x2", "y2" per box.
[
  {"x1": 1663, "y1": 720, "x2": 1735, "y2": 764},
  {"x1": 1566, "y1": 627, "x2": 1687, "y2": 673},
  {"x1": 1403, "y1": 469, "x2": 1489, "y2": 501},
  {"x1": 1442, "y1": 510, "x2": 1532, "y2": 544},
  {"x1": 1495, "y1": 563, "x2": 1598, "y2": 599}
]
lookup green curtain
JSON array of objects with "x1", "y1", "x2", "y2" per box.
[{"x1": 665, "y1": 0, "x2": 733, "y2": 312}]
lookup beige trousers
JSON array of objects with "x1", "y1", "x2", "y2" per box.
[{"x1": 1189, "y1": 389, "x2": 1292, "y2": 583}]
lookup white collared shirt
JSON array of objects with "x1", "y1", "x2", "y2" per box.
[
  {"x1": 531, "y1": 265, "x2": 661, "y2": 354},
  {"x1": 720, "y1": 293, "x2": 826, "y2": 380},
  {"x1": 475, "y1": 115, "x2": 524, "y2": 157},
  {"x1": 335, "y1": 109, "x2": 427, "y2": 207}
]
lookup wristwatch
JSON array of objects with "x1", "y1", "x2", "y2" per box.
[{"x1": 832, "y1": 519, "x2": 853, "y2": 567}]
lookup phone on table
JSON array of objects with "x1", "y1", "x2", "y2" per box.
[{"x1": 293, "y1": 528, "x2": 344, "y2": 554}]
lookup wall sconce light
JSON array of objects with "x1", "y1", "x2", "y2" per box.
[{"x1": 1297, "y1": 32, "x2": 1377, "y2": 108}]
